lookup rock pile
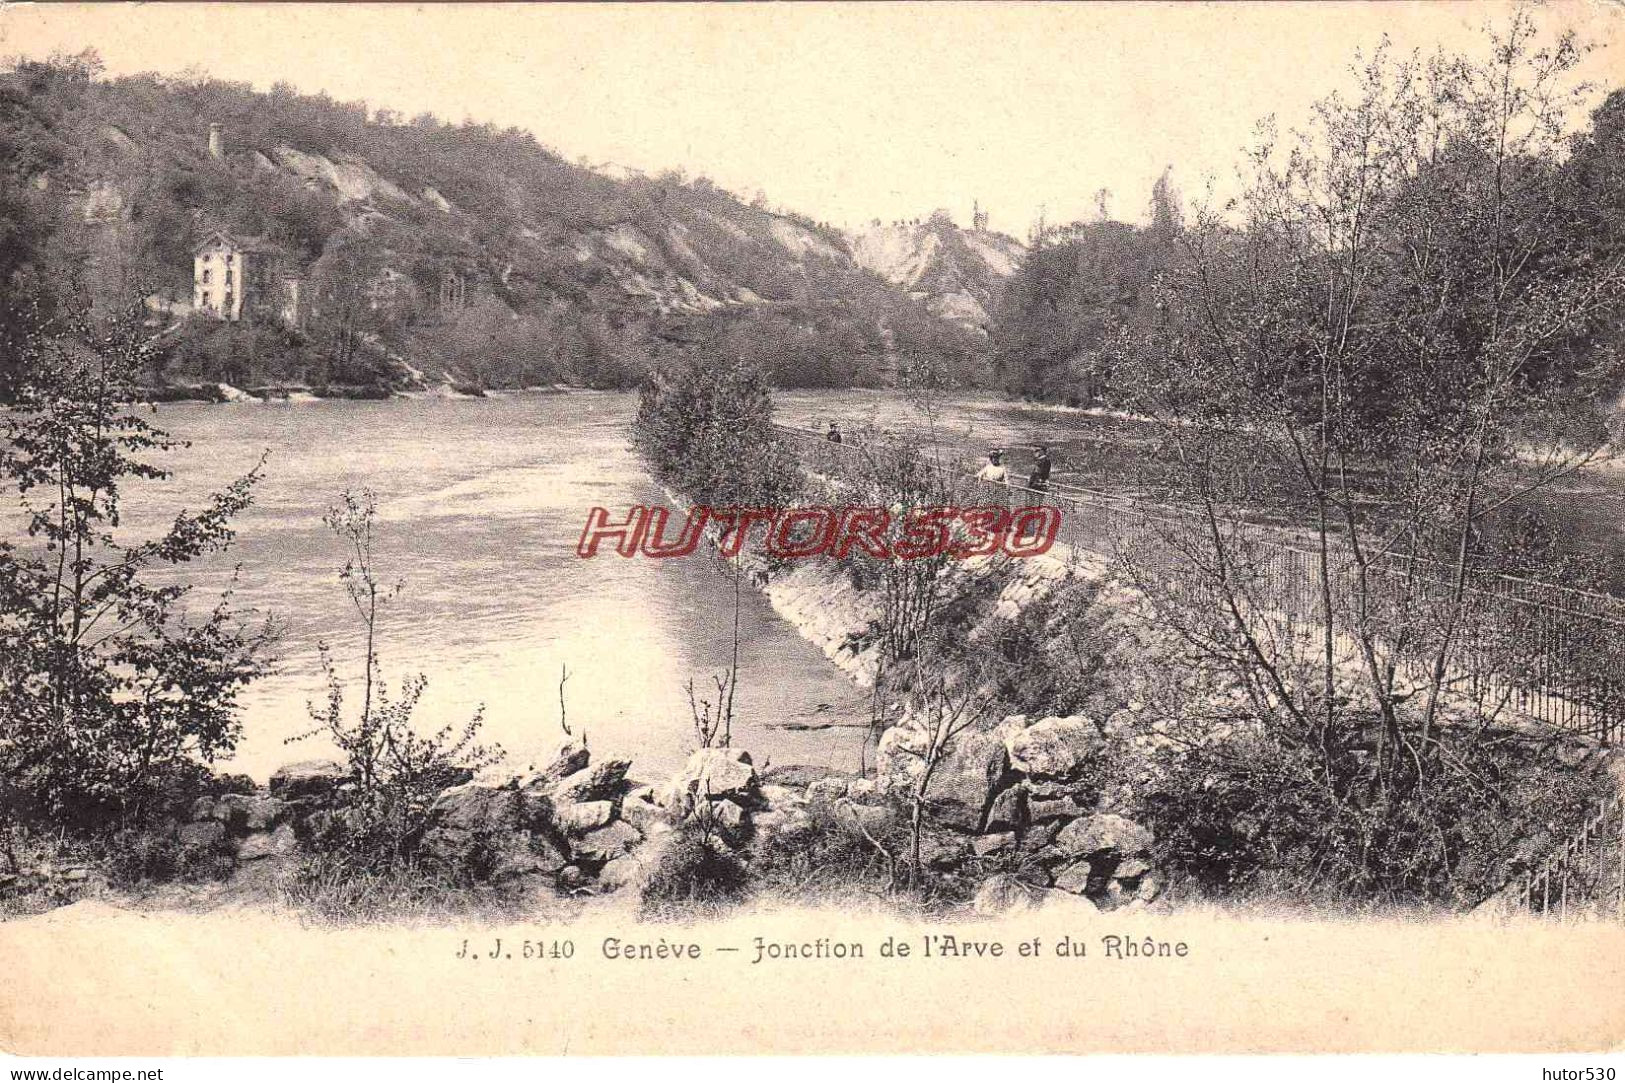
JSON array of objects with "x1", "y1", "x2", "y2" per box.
[{"x1": 876, "y1": 709, "x2": 1162, "y2": 913}]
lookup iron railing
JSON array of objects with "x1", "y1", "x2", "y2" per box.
[
  {"x1": 777, "y1": 423, "x2": 1625, "y2": 744},
  {"x1": 1515, "y1": 792, "x2": 1625, "y2": 919}
]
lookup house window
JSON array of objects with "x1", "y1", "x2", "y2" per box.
[
  {"x1": 201, "y1": 290, "x2": 211, "y2": 306},
  {"x1": 201, "y1": 268, "x2": 212, "y2": 284},
  {"x1": 225, "y1": 266, "x2": 233, "y2": 285}
]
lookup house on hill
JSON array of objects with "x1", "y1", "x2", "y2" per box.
[{"x1": 192, "y1": 229, "x2": 304, "y2": 328}]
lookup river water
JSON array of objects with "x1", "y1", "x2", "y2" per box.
[
  {"x1": 127, "y1": 392, "x2": 873, "y2": 782},
  {"x1": 87, "y1": 386, "x2": 1625, "y2": 783}
]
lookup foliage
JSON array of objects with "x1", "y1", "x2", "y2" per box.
[
  {"x1": 1138, "y1": 717, "x2": 1613, "y2": 907},
  {"x1": 279, "y1": 851, "x2": 545, "y2": 925},
  {"x1": 0, "y1": 56, "x2": 984, "y2": 392},
  {"x1": 749, "y1": 797, "x2": 914, "y2": 903},
  {"x1": 1096, "y1": 14, "x2": 1625, "y2": 907},
  {"x1": 638, "y1": 823, "x2": 750, "y2": 916},
  {"x1": 954, "y1": 572, "x2": 1115, "y2": 718},
  {"x1": 990, "y1": 217, "x2": 1168, "y2": 404},
  {"x1": 101, "y1": 821, "x2": 237, "y2": 886},
  {"x1": 0, "y1": 298, "x2": 274, "y2": 835},
  {"x1": 631, "y1": 356, "x2": 802, "y2": 510},
  {"x1": 292, "y1": 489, "x2": 503, "y2": 871}
]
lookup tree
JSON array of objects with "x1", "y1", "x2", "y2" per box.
[
  {"x1": 632, "y1": 356, "x2": 801, "y2": 511},
  {"x1": 307, "y1": 236, "x2": 388, "y2": 382},
  {"x1": 1107, "y1": 14, "x2": 1625, "y2": 901},
  {"x1": 0, "y1": 298, "x2": 273, "y2": 840},
  {"x1": 293, "y1": 489, "x2": 503, "y2": 870}
]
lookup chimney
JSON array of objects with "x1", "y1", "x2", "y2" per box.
[{"x1": 208, "y1": 123, "x2": 223, "y2": 160}]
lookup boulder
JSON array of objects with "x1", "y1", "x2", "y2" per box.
[
  {"x1": 972, "y1": 873, "x2": 1040, "y2": 917},
  {"x1": 597, "y1": 854, "x2": 649, "y2": 893},
  {"x1": 1028, "y1": 794, "x2": 1089, "y2": 823},
  {"x1": 490, "y1": 848, "x2": 563, "y2": 881},
  {"x1": 525, "y1": 737, "x2": 591, "y2": 789},
  {"x1": 753, "y1": 807, "x2": 813, "y2": 842},
  {"x1": 759, "y1": 784, "x2": 806, "y2": 811},
  {"x1": 1114, "y1": 857, "x2": 1152, "y2": 880},
  {"x1": 1037, "y1": 888, "x2": 1102, "y2": 915},
  {"x1": 984, "y1": 786, "x2": 1027, "y2": 833},
  {"x1": 835, "y1": 801, "x2": 896, "y2": 836},
  {"x1": 177, "y1": 820, "x2": 225, "y2": 848},
  {"x1": 1019, "y1": 820, "x2": 1063, "y2": 852},
  {"x1": 430, "y1": 784, "x2": 545, "y2": 834},
  {"x1": 1006, "y1": 715, "x2": 1105, "y2": 781},
  {"x1": 573, "y1": 820, "x2": 643, "y2": 864},
  {"x1": 1052, "y1": 859, "x2": 1094, "y2": 894},
  {"x1": 805, "y1": 777, "x2": 849, "y2": 804},
  {"x1": 553, "y1": 800, "x2": 615, "y2": 835},
  {"x1": 1102, "y1": 709, "x2": 1140, "y2": 738},
  {"x1": 708, "y1": 799, "x2": 748, "y2": 833},
  {"x1": 210, "y1": 773, "x2": 260, "y2": 797},
  {"x1": 1024, "y1": 844, "x2": 1072, "y2": 869},
  {"x1": 922, "y1": 836, "x2": 974, "y2": 870},
  {"x1": 845, "y1": 778, "x2": 880, "y2": 802},
  {"x1": 269, "y1": 760, "x2": 347, "y2": 800},
  {"x1": 418, "y1": 784, "x2": 567, "y2": 877},
  {"x1": 208, "y1": 793, "x2": 292, "y2": 835},
  {"x1": 971, "y1": 832, "x2": 1016, "y2": 858},
  {"x1": 882, "y1": 720, "x2": 1011, "y2": 833},
  {"x1": 619, "y1": 788, "x2": 667, "y2": 832},
  {"x1": 553, "y1": 758, "x2": 632, "y2": 803},
  {"x1": 1055, "y1": 813, "x2": 1153, "y2": 859},
  {"x1": 669, "y1": 748, "x2": 759, "y2": 804},
  {"x1": 237, "y1": 824, "x2": 298, "y2": 862},
  {"x1": 600, "y1": 833, "x2": 678, "y2": 894},
  {"x1": 1023, "y1": 779, "x2": 1094, "y2": 800}
]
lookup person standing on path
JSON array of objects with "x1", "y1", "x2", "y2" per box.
[
  {"x1": 1028, "y1": 445, "x2": 1052, "y2": 494},
  {"x1": 975, "y1": 449, "x2": 1008, "y2": 485}
]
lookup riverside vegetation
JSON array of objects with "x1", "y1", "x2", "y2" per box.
[{"x1": 2, "y1": 11, "x2": 1622, "y2": 922}]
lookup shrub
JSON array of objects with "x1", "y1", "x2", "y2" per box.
[
  {"x1": 1137, "y1": 716, "x2": 1615, "y2": 908},
  {"x1": 291, "y1": 489, "x2": 502, "y2": 872},
  {"x1": 101, "y1": 824, "x2": 236, "y2": 887},
  {"x1": 631, "y1": 357, "x2": 801, "y2": 510},
  {"x1": 751, "y1": 800, "x2": 908, "y2": 902},
  {"x1": 639, "y1": 825, "x2": 750, "y2": 916},
  {"x1": 0, "y1": 300, "x2": 273, "y2": 837}
]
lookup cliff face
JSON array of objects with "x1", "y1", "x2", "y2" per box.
[
  {"x1": 846, "y1": 213, "x2": 1026, "y2": 330},
  {"x1": 0, "y1": 61, "x2": 992, "y2": 389}
]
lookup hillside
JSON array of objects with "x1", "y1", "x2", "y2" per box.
[
  {"x1": 846, "y1": 210, "x2": 1025, "y2": 329},
  {"x1": 0, "y1": 55, "x2": 996, "y2": 392}
]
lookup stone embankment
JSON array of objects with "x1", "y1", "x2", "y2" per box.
[{"x1": 70, "y1": 691, "x2": 1160, "y2": 917}]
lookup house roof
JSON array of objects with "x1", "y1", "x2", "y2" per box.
[{"x1": 192, "y1": 228, "x2": 278, "y2": 256}]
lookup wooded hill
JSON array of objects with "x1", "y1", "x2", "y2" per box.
[{"x1": 0, "y1": 52, "x2": 1014, "y2": 393}]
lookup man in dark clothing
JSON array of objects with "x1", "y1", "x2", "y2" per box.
[
  {"x1": 827, "y1": 421, "x2": 843, "y2": 444},
  {"x1": 1028, "y1": 445, "x2": 1052, "y2": 493}
]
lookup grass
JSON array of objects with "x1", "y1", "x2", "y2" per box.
[{"x1": 276, "y1": 853, "x2": 584, "y2": 926}]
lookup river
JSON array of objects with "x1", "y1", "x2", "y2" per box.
[
  {"x1": 78, "y1": 385, "x2": 1625, "y2": 783},
  {"x1": 125, "y1": 391, "x2": 874, "y2": 782}
]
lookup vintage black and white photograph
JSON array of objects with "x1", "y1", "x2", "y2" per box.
[{"x1": 0, "y1": 0, "x2": 1622, "y2": 1059}]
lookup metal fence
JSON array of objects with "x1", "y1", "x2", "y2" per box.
[
  {"x1": 1516, "y1": 792, "x2": 1625, "y2": 919},
  {"x1": 777, "y1": 423, "x2": 1625, "y2": 745}
]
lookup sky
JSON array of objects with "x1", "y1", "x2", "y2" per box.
[{"x1": 2, "y1": 2, "x2": 1623, "y2": 234}]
